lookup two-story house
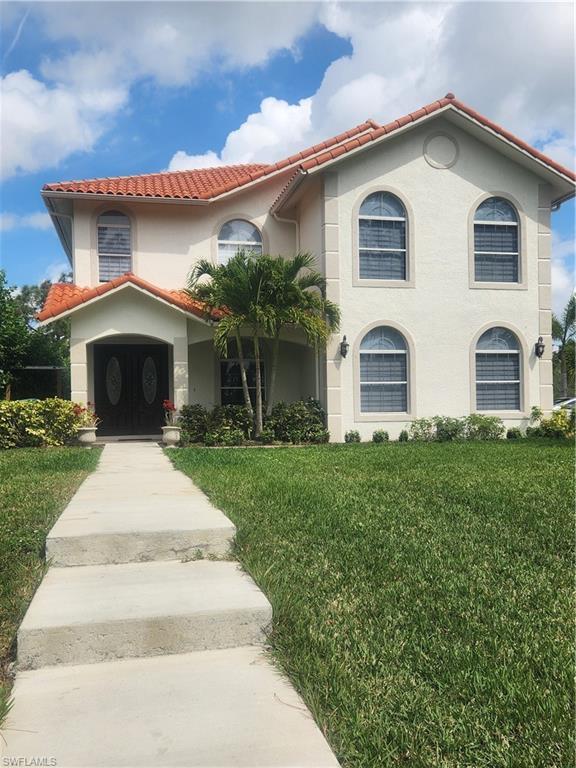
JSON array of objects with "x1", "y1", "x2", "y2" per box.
[{"x1": 38, "y1": 94, "x2": 575, "y2": 439}]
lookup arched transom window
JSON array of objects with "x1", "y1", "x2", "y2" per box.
[
  {"x1": 475, "y1": 327, "x2": 521, "y2": 411},
  {"x1": 218, "y1": 219, "x2": 262, "y2": 265},
  {"x1": 98, "y1": 210, "x2": 132, "y2": 282},
  {"x1": 360, "y1": 326, "x2": 408, "y2": 412},
  {"x1": 359, "y1": 192, "x2": 407, "y2": 280},
  {"x1": 474, "y1": 197, "x2": 519, "y2": 283}
]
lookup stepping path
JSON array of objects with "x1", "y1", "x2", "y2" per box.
[{"x1": 2, "y1": 442, "x2": 339, "y2": 767}]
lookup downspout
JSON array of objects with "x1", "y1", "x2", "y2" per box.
[{"x1": 272, "y1": 211, "x2": 300, "y2": 253}]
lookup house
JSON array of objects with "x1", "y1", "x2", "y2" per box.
[{"x1": 38, "y1": 94, "x2": 575, "y2": 439}]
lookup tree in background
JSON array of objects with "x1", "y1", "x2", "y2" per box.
[
  {"x1": 0, "y1": 270, "x2": 30, "y2": 398},
  {"x1": 14, "y1": 273, "x2": 72, "y2": 369},
  {"x1": 552, "y1": 294, "x2": 575, "y2": 400}
]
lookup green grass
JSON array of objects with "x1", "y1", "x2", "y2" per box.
[
  {"x1": 171, "y1": 441, "x2": 574, "y2": 768},
  {"x1": 0, "y1": 447, "x2": 101, "y2": 716}
]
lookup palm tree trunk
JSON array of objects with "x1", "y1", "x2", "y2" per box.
[
  {"x1": 560, "y1": 346, "x2": 568, "y2": 399},
  {"x1": 253, "y1": 335, "x2": 263, "y2": 437},
  {"x1": 234, "y1": 330, "x2": 254, "y2": 420},
  {"x1": 266, "y1": 334, "x2": 280, "y2": 417}
]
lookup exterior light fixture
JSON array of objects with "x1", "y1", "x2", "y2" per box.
[
  {"x1": 340, "y1": 336, "x2": 350, "y2": 358},
  {"x1": 535, "y1": 337, "x2": 545, "y2": 358}
]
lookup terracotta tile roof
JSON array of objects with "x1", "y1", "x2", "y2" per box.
[
  {"x1": 37, "y1": 273, "x2": 222, "y2": 322},
  {"x1": 42, "y1": 120, "x2": 380, "y2": 200},
  {"x1": 42, "y1": 96, "x2": 575, "y2": 204}
]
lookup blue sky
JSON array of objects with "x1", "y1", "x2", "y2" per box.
[{"x1": 1, "y1": 1, "x2": 574, "y2": 314}]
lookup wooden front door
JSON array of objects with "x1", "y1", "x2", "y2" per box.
[{"x1": 94, "y1": 344, "x2": 169, "y2": 435}]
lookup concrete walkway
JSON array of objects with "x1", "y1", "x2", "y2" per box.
[{"x1": 2, "y1": 443, "x2": 339, "y2": 767}]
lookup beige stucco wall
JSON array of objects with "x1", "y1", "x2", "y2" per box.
[
  {"x1": 66, "y1": 113, "x2": 553, "y2": 439},
  {"x1": 72, "y1": 176, "x2": 296, "y2": 289},
  {"x1": 326, "y1": 116, "x2": 548, "y2": 439}
]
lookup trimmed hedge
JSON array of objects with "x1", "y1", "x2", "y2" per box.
[
  {"x1": 0, "y1": 398, "x2": 84, "y2": 449},
  {"x1": 179, "y1": 398, "x2": 329, "y2": 446}
]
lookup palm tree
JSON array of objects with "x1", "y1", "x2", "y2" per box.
[
  {"x1": 261, "y1": 252, "x2": 340, "y2": 415},
  {"x1": 552, "y1": 294, "x2": 575, "y2": 400},
  {"x1": 186, "y1": 251, "x2": 340, "y2": 436}
]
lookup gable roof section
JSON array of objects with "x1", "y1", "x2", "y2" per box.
[
  {"x1": 37, "y1": 273, "x2": 222, "y2": 323},
  {"x1": 42, "y1": 95, "x2": 574, "y2": 206}
]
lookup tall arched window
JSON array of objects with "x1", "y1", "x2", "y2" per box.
[
  {"x1": 360, "y1": 326, "x2": 408, "y2": 412},
  {"x1": 218, "y1": 219, "x2": 262, "y2": 265},
  {"x1": 98, "y1": 210, "x2": 132, "y2": 282},
  {"x1": 359, "y1": 192, "x2": 407, "y2": 280},
  {"x1": 475, "y1": 327, "x2": 521, "y2": 411},
  {"x1": 474, "y1": 197, "x2": 519, "y2": 282}
]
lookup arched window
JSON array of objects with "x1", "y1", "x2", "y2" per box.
[
  {"x1": 218, "y1": 219, "x2": 262, "y2": 265},
  {"x1": 359, "y1": 192, "x2": 407, "y2": 280},
  {"x1": 360, "y1": 326, "x2": 408, "y2": 412},
  {"x1": 98, "y1": 210, "x2": 132, "y2": 282},
  {"x1": 475, "y1": 327, "x2": 521, "y2": 411},
  {"x1": 474, "y1": 197, "x2": 519, "y2": 282}
]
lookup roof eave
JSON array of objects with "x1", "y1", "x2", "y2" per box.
[{"x1": 38, "y1": 282, "x2": 216, "y2": 327}]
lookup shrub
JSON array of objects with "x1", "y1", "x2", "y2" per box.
[
  {"x1": 409, "y1": 418, "x2": 435, "y2": 442},
  {"x1": 209, "y1": 405, "x2": 253, "y2": 439},
  {"x1": 267, "y1": 398, "x2": 327, "y2": 444},
  {"x1": 0, "y1": 398, "x2": 83, "y2": 449},
  {"x1": 204, "y1": 426, "x2": 245, "y2": 446},
  {"x1": 433, "y1": 416, "x2": 465, "y2": 442},
  {"x1": 179, "y1": 404, "x2": 209, "y2": 443},
  {"x1": 372, "y1": 430, "x2": 389, "y2": 443},
  {"x1": 506, "y1": 428, "x2": 523, "y2": 440},
  {"x1": 345, "y1": 430, "x2": 361, "y2": 443},
  {"x1": 528, "y1": 408, "x2": 574, "y2": 439},
  {"x1": 464, "y1": 414, "x2": 505, "y2": 441},
  {"x1": 398, "y1": 429, "x2": 409, "y2": 443}
]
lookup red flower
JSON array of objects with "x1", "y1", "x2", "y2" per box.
[{"x1": 163, "y1": 399, "x2": 176, "y2": 412}]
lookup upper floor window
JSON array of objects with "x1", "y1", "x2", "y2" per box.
[
  {"x1": 474, "y1": 197, "x2": 519, "y2": 283},
  {"x1": 475, "y1": 327, "x2": 521, "y2": 411},
  {"x1": 359, "y1": 192, "x2": 407, "y2": 280},
  {"x1": 98, "y1": 210, "x2": 132, "y2": 282},
  {"x1": 360, "y1": 326, "x2": 408, "y2": 412},
  {"x1": 218, "y1": 219, "x2": 262, "y2": 265}
]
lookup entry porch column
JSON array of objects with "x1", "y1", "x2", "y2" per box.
[{"x1": 173, "y1": 336, "x2": 189, "y2": 411}]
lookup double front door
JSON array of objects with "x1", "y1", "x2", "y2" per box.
[{"x1": 94, "y1": 344, "x2": 169, "y2": 435}]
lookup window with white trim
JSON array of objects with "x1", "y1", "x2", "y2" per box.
[
  {"x1": 474, "y1": 197, "x2": 519, "y2": 282},
  {"x1": 475, "y1": 327, "x2": 521, "y2": 410},
  {"x1": 98, "y1": 210, "x2": 132, "y2": 282},
  {"x1": 359, "y1": 192, "x2": 407, "y2": 280},
  {"x1": 360, "y1": 327, "x2": 408, "y2": 412},
  {"x1": 218, "y1": 220, "x2": 262, "y2": 265}
]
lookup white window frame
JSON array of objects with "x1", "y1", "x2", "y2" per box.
[
  {"x1": 217, "y1": 220, "x2": 262, "y2": 265},
  {"x1": 97, "y1": 212, "x2": 132, "y2": 282},
  {"x1": 473, "y1": 201, "x2": 520, "y2": 284},
  {"x1": 359, "y1": 347, "x2": 408, "y2": 414},
  {"x1": 358, "y1": 211, "x2": 407, "y2": 281},
  {"x1": 475, "y1": 345, "x2": 521, "y2": 412}
]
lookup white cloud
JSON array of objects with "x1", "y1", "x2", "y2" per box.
[
  {"x1": 0, "y1": 210, "x2": 52, "y2": 232},
  {"x1": 43, "y1": 261, "x2": 70, "y2": 284},
  {"x1": 552, "y1": 232, "x2": 575, "y2": 316},
  {"x1": 1, "y1": 70, "x2": 125, "y2": 179},
  {"x1": 167, "y1": 151, "x2": 223, "y2": 172}
]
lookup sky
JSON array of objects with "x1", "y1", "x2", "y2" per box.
[{"x1": 0, "y1": 0, "x2": 574, "y2": 315}]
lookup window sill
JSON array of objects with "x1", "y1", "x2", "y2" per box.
[
  {"x1": 352, "y1": 278, "x2": 415, "y2": 289},
  {"x1": 469, "y1": 281, "x2": 527, "y2": 291},
  {"x1": 354, "y1": 411, "x2": 413, "y2": 422}
]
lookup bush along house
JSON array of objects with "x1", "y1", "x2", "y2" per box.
[{"x1": 38, "y1": 94, "x2": 575, "y2": 439}]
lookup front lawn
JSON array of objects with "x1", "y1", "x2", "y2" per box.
[
  {"x1": 171, "y1": 441, "x2": 574, "y2": 768},
  {"x1": 0, "y1": 447, "x2": 100, "y2": 719}
]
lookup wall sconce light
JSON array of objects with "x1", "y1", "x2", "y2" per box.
[
  {"x1": 534, "y1": 337, "x2": 545, "y2": 358},
  {"x1": 340, "y1": 335, "x2": 350, "y2": 358}
]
